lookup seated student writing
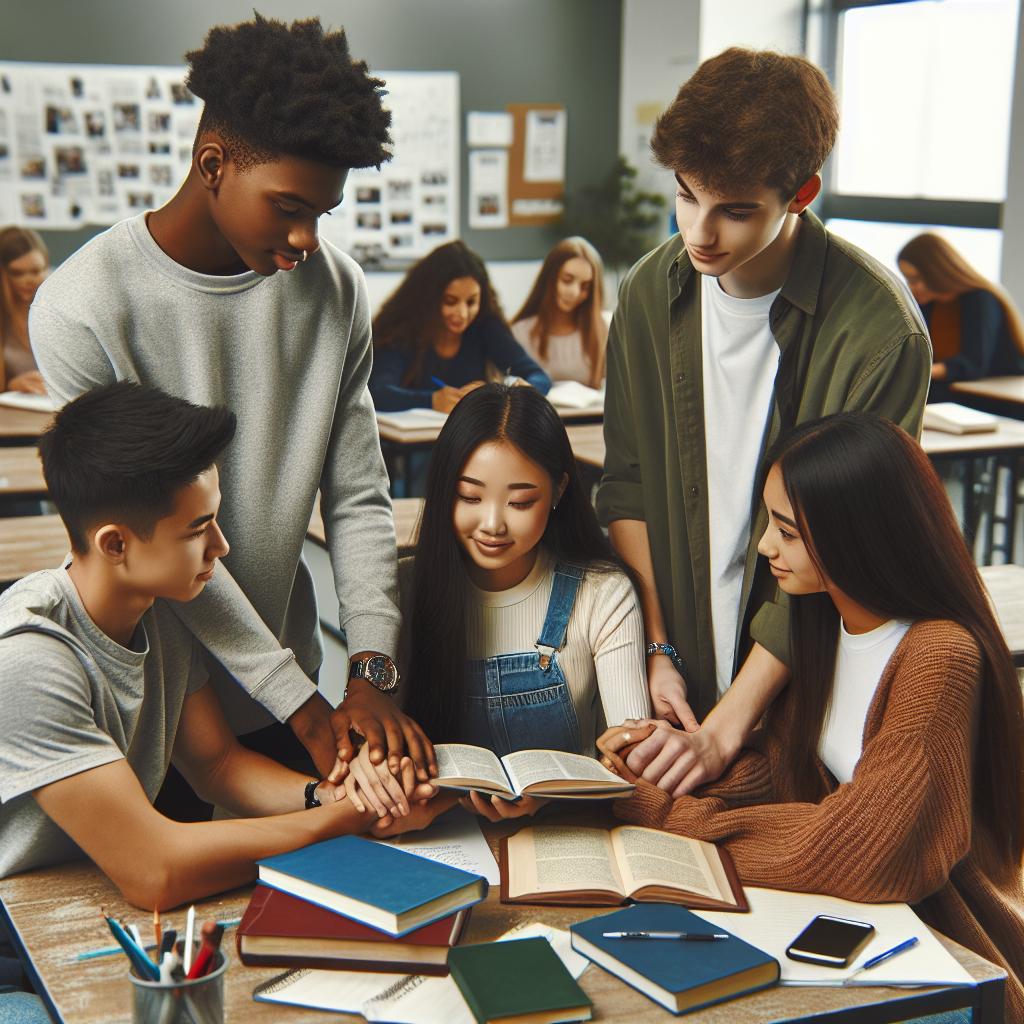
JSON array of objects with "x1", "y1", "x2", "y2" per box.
[
  {"x1": 511, "y1": 237, "x2": 607, "y2": 388},
  {"x1": 599, "y1": 412, "x2": 1024, "y2": 1020},
  {"x1": 344, "y1": 383, "x2": 650, "y2": 823},
  {"x1": 370, "y1": 241, "x2": 551, "y2": 413},
  {"x1": 0, "y1": 226, "x2": 50, "y2": 395},
  {"x1": 0, "y1": 382, "x2": 452, "y2": 910}
]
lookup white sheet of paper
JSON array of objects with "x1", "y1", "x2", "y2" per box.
[
  {"x1": 523, "y1": 109, "x2": 566, "y2": 183},
  {"x1": 370, "y1": 809, "x2": 501, "y2": 886},
  {"x1": 468, "y1": 149, "x2": 508, "y2": 229},
  {"x1": 467, "y1": 111, "x2": 513, "y2": 148},
  {"x1": 696, "y1": 887, "x2": 974, "y2": 988},
  {"x1": 0, "y1": 391, "x2": 59, "y2": 412}
]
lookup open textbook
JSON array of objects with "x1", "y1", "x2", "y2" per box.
[
  {"x1": 433, "y1": 743, "x2": 634, "y2": 800},
  {"x1": 500, "y1": 825, "x2": 748, "y2": 912},
  {"x1": 695, "y1": 887, "x2": 974, "y2": 987},
  {"x1": 546, "y1": 380, "x2": 604, "y2": 410},
  {"x1": 0, "y1": 391, "x2": 59, "y2": 413}
]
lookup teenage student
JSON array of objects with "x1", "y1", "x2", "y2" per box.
[
  {"x1": 511, "y1": 237, "x2": 607, "y2": 388},
  {"x1": 597, "y1": 48, "x2": 930, "y2": 797},
  {"x1": 28, "y1": 16, "x2": 433, "y2": 797},
  {"x1": 0, "y1": 383, "x2": 450, "y2": 907},
  {"x1": 370, "y1": 241, "x2": 551, "y2": 413},
  {"x1": 0, "y1": 226, "x2": 49, "y2": 394},
  {"x1": 600, "y1": 412, "x2": 1024, "y2": 1020},
  {"x1": 898, "y1": 232, "x2": 1024, "y2": 400},
  {"x1": 345, "y1": 384, "x2": 650, "y2": 823}
]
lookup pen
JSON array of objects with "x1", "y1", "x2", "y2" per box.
[
  {"x1": 183, "y1": 905, "x2": 196, "y2": 975},
  {"x1": 430, "y1": 376, "x2": 447, "y2": 389},
  {"x1": 602, "y1": 931, "x2": 730, "y2": 941},
  {"x1": 74, "y1": 918, "x2": 241, "y2": 962},
  {"x1": 847, "y1": 937, "x2": 919, "y2": 977},
  {"x1": 102, "y1": 911, "x2": 161, "y2": 981}
]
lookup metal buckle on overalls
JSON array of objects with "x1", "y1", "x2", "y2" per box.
[{"x1": 535, "y1": 643, "x2": 557, "y2": 670}]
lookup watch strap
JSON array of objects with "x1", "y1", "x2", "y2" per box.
[{"x1": 304, "y1": 778, "x2": 322, "y2": 809}]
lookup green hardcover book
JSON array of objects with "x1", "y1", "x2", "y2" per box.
[{"x1": 448, "y1": 937, "x2": 592, "y2": 1024}]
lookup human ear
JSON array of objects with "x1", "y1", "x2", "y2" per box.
[
  {"x1": 788, "y1": 174, "x2": 821, "y2": 214},
  {"x1": 195, "y1": 139, "x2": 227, "y2": 191},
  {"x1": 94, "y1": 524, "x2": 128, "y2": 565}
]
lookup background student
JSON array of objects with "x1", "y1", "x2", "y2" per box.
[
  {"x1": 511, "y1": 236, "x2": 607, "y2": 388},
  {"x1": 600, "y1": 412, "x2": 1024, "y2": 1021},
  {"x1": 28, "y1": 16, "x2": 431, "y2": 805},
  {"x1": 370, "y1": 240, "x2": 551, "y2": 413},
  {"x1": 598, "y1": 48, "x2": 930, "y2": 799},
  {"x1": 898, "y1": 232, "x2": 1024, "y2": 400},
  {"x1": 0, "y1": 226, "x2": 49, "y2": 395},
  {"x1": 347, "y1": 384, "x2": 650, "y2": 822}
]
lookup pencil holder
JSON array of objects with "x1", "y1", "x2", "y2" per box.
[{"x1": 128, "y1": 950, "x2": 227, "y2": 1024}]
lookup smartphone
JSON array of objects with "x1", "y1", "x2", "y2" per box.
[{"x1": 785, "y1": 915, "x2": 876, "y2": 968}]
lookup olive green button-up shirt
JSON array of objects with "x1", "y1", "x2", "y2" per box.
[{"x1": 596, "y1": 211, "x2": 931, "y2": 719}]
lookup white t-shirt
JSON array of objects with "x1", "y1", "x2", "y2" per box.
[
  {"x1": 700, "y1": 274, "x2": 781, "y2": 696},
  {"x1": 819, "y1": 618, "x2": 913, "y2": 784}
]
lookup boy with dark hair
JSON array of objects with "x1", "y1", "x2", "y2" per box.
[
  {"x1": 0, "y1": 382, "x2": 446, "y2": 903},
  {"x1": 30, "y1": 15, "x2": 431, "y2": 799},
  {"x1": 596, "y1": 48, "x2": 930, "y2": 794}
]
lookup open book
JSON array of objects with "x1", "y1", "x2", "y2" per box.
[
  {"x1": 546, "y1": 381, "x2": 604, "y2": 410},
  {"x1": 0, "y1": 391, "x2": 59, "y2": 413},
  {"x1": 500, "y1": 825, "x2": 748, "y2": 912},
  {"x1": 433, "y1": 743, "x2": 634, "y2": 800},
  {"x1": 922, "y1": 402, "x2": 997, "y2": 434}
]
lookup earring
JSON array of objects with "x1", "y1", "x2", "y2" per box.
[{"x1": 301, "y1": 249, "x2": 308, "y2": 262}]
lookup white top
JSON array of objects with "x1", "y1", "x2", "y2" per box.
[
  {"x1": 700, "y1": 275, "x2": 781, "y2": 696},
  {"x1": 819, "y1": 618, "x2": 913, "y2": 784},
  {"x1": 511, "y1": 316, "x2": 593, "y2": 385}
]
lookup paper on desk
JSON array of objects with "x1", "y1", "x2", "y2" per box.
[
  {"x1": 376, "y1": 408, "x2": 449, "y2": 430},
  {"x1": 369, "y1": 808, "x2": 500, "y2": 885},
  {"x1": 695, "y1": 887, "x2": 974, "y2": 988},
  {"x1": 546, "y1": 380, "x2": 604, "y2": 410},
  {"x1": 362, "y1": 922, "x2": 588, "y2": 1023},
  {"x1": 0, "y1": 391, "x2": 59, "y2": 412}
]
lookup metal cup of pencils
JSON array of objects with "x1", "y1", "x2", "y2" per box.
[{"x1": 128, "y1": 949, "x2": 227, "y2": 1024}]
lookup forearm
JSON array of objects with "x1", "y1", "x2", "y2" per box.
[
  {"x1": 701, "y1": 643, "x2": 789, "y2": 760},
  {"x1": 607, "y1": 519, "x2": 667, "y2": 643}
]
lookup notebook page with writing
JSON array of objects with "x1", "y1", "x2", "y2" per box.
[{"x1": 694, "y1": 888, "x2": 973, "y2": 987}]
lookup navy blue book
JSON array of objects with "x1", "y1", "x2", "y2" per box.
[
  {"x1": 570, "y1": 904, "x2": 779, "y2": 1015},
  {"x1": 256, "y1": 835, "x2": 488, "y2": 937}
]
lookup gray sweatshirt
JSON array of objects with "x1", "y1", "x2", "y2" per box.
[{"x1": 30, "y1": 214, "x2": 400, "y2": 734}]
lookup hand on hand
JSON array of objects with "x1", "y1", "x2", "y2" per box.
[
  {"x1": 340, "y1": 742, "x2": 437, "y2": 819},
  {"x1": 369, "y1": 784, "x2": 460, "y2": 838}
]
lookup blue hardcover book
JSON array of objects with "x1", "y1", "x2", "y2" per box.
[
  {"x1": 257, "y1": 835, "x2": 488, "y2": 937},
  {"x1": 570, "y1": 904, "x2": 779, "y2": 1015}
]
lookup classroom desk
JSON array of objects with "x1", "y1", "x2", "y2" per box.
[
  {"x1": 307, "y1": 496, "x2": 422, "y2": 554},
  {"x1": 980, "y1": 563, "x2": 1024, "y2": 665},
  {"x1": 0, "y1": 515, "x2": 68, "y2": 584},
  {"x1": 951, "y1": 375, "x2": 1024, "y2": 417},
  {"x1": 0, "y1": 838, "x2": 1005, "y2": 1024},
  {"x1": 0, "y1": 405, "x2": 53, "y2": 445},
  {"x1": 0, "y1": 445, "x2": 46, "y2": 497}
]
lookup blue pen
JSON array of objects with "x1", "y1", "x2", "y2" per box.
[
  {"x1": 430, "y1": 376, "x2": 448, "y2": 389},
  {"x1": 848, "y1": 937, "x2": 919, "y2": 979},
  {"x1": 103, "y1": 913, "x2": 160, "y2": 980},
  {"x1": 75, "y1": 918, "x2": 242, "y2": 962}
]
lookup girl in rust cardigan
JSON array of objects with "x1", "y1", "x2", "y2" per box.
[{"x1": 600, "y1": 412, "x2": 1024, "y2": 1020}]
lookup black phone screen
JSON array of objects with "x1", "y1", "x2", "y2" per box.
[{"x1": 786, "y1": 915, "x2": 875, "y2": 967}]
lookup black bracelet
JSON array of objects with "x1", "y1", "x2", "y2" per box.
[{"x1": 304, "y1": 778, "x2": 323, "y2": 809}]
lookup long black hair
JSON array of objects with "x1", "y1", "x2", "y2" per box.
[
  {"x1": 768, "y1": 411, "x2": 1024, "y2": 883},
  {"x1": 404, "y1": 383, "x2": 625, "y2": 741}
]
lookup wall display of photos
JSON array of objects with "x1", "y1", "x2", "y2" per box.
[
  {"x1": 0, "y1": 63, "x2": 459, "y2": 265},
  {"x1": 0, "y1": 61, "x2": 202, "y2": 228}
]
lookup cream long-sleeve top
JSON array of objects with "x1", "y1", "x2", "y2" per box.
[{"x1": 399, "y1": 551, "x2": 651, "y2": 754}]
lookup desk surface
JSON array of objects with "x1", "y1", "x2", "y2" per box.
[
  {"x1": 307, "y1": 497, "x2": 422, "y2": 554},
  {"x1": 951, "y1": 376, "x2": 1024, "y2": 406},
  {"x1": 378, "y1": 405, "x2": 601, "y2": 446},
  {"x1": 0, "y1": 405, "x2": 52, "y2": 441},
  {"x1": 0, "y1": 515, "x2": 68, "y2": 583},
  {"x1": 0, "y1": 841, "x2": 1004, "y2": 1024},
  {"x1": 980, "y1": 564, "x2": 1024, "y2": 657},
  {"x1": 0, "y1": 446, "x2": 45, "y2": 496}
]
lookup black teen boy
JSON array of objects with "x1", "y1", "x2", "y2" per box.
[
  {"x1": 0, "y1": 383, "x2": 450, "y2": 904},
  {"x1": 597, "y1": 48, "x2": 930, "y2": 795},
  {"x1": 29, "y1": 16, "x2": 431, "y2": 788}
]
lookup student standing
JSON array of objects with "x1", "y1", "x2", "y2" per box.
[
  {"x1": 897, "y1": 232, "x2": 1024, "y2": 400},
  {"x1": 601, "y1": 413, "x2": 1024, "y2": 1021},
  {"x1": 511, "y1": 237, "x2": 607, "y2": 387},
  {"x1": 370, "y1": 241, "x2": 550, "y2": 413},
  {"x1": 597, "y1": 49, "x2": 930, "y2": 795},
  {"x1": 29, "y1": 16, "x2": 431, "y2": 789},
  {"x1": 0, "y1": 226, "x2": 49, "y2": 395}
]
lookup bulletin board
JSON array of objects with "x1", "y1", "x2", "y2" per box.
[{"x1": 506, "y1": 103, "x2": 566, "y2": 227}]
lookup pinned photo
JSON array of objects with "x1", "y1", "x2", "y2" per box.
[
  {"x1": 149, "y1": 165, "x2": 173, "y2": 186},
  {"x1": 127, "y1": 191, "x2": 154, "y2": 210},
  {"x1": 117, "y1": 163, "x2": 140, "y2": 179},
  {"x1": 20, "y1": 193, "x2": 45, "y2": 218},
  {"x1": 421, "y1": 171, "x2": 448, "y2": 186},
  {"x1": 170, "y1": 82, "x2": 195, "y2": 105},
  {"x1": 45, "y1": 105, "x2": 77, "y2": 134},
  {"x1": 148, "y1": 112, "x2": 171, "y2": 133},
  {"x1": 422, "y1": 223, "x2": 447, "y2": 236},
  {"x1": 356, "y1": 211, "x2": 382, "y2": 230},
  {"x1": 19, "y1": 156, "x2": 45, "y2": 180},
  {"x1": 388, "y1": 180, "x2": 413, "y2": 200},
  {"x1": 390, "y1": 210, "x2": 413, "y2": 225},
  {"x1": 356, "y1": 186, "x2": 381, "y2": 204},
  {"x1": 149, "y1": 140, "x2": 171, "y2": 155},
  {"x1": 85, "y1": 111, "x2": 106, "y2": 138},
  {"x1": 55, "y1": 146, "x2": 86, "y2": 175},
  {"x1": 114, "y1": 103, "x2": 141, "y2": 132}
]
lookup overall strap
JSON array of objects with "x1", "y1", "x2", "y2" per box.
[{"x1": 535, "y1": 562, "x2": 585, "y2": 669}]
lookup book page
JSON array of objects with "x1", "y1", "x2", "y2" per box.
[
  {"x1": 502, "y1": 749, "x2": 623, "y2": 793},
  {"x1": 506, "y1": 826, "x2": 624, "y2": 898},
  {"x1": 612, "y1": 826, "x2": 728, "y2": 901},
  {"x1": 433, "y1": 743, "x2": 511, "y2": 794}
]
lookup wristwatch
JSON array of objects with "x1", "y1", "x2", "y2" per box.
[
  {"x1": 304, "y1": 778, "x2": 323, "y2": 809},
  {"x1": 646, "y1": 641, "x2": 687, "y2": 676},
  {"x1": 348, "y1": 653, "x2": 400, "y2": 692}
]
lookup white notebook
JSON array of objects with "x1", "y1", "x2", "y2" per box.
[
  {"x1": 546, "y1": 380, "x2": 604, "y2": 410},
  {"x1": 695, "y1": 887, "x2": 974, "y2": 988},
  {"x1": 376, "y1": 408, "x2": 449, "y2": 430},
  {"x1": 0, "y1": 391, "x2": 59, "y2": 413},
  {"x1": 923, "y1": 402, "x2": 997, "y2": 435}
]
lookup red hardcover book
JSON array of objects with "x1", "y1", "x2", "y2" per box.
[{"x1": 236, "y1": 885, "x2": 470, "y2": 974}]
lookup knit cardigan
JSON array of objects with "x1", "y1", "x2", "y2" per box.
[{"x1": 615, "y1": 620, "x2": 1024, "y2": 1019}]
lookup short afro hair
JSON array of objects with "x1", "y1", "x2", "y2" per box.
[
  {"x1": 186, "y1": 13, "x2": 392, "y2": 171},
  {"x1": 652, "y1": 48, "x2": 838, "y2": 200}
]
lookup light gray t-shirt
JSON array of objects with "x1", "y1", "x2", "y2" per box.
[
  {"x1": 29, "y1": 214, "x2": 401, "y2": 734},
  {"x1": 0, "y1": 569, "x2": 206, "y2": 877}
]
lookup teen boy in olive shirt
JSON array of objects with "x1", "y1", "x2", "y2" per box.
[{"x1": 596, "y1": 49, "x2": 930, "y2": 795}]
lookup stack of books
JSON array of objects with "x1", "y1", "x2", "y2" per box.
[{"x1": 238, "y1": 834, "x2": 487, "y2": 975}]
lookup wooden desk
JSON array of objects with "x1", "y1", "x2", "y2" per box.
[
  {"x1": 980, "y1": 563, "x2": 1024, "y2": 665},
  {"x1": 0, "y1": 446, "x2": 46, "y2": 497},
  {"x1": 0, "y1": 515, "x2": 68, "y2": 584},
  {"x1": 951, "y1": 375, "x2": 1024, "y2": 414},
  {"x1": 0, "y1": 405, "x2": 53, "y2": 445},
  {"x1": 0, "y1": 849, "x2": 1005, "y2": 1024},
  {"x1": 306, "y1": 497, "x2": 422, "y2": 555}
]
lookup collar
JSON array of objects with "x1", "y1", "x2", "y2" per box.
[{"x1": 668, "y1": 208, "x2": 828, "y2": 317}]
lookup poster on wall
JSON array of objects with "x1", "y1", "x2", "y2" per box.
[
  {"x1": 0, "y1": 61, "x2": 201, "y2": 229},
  {"x1": 0, "y1": 63, "x2": 459, "y2": 264}
]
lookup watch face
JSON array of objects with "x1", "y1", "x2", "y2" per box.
[{"x1": 366, "y1": 655, "x2": 398, "y2": 690}]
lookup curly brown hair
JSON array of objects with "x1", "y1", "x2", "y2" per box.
[{"x1": 651, "y1": 48, "x2": 838, "y2": 199}]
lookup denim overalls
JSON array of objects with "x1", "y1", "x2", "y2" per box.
[{"x1": 460, "y1": 562, "x2": 584, "y2": 757}]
